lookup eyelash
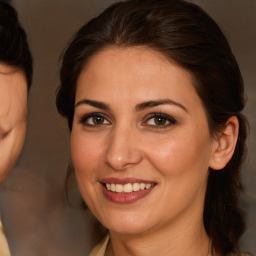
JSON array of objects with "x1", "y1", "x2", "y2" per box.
[{"x1": 79, "y1": 112, "x2": 176, "y2": 128}]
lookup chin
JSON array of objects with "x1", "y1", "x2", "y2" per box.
[
  {"x1": 99, "y1": 211, "x2": 153, "y2": 236},
  {"x1": 109, "y1": 225, "x2": 150, "y2": 237}
]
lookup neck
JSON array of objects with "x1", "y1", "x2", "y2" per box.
[{"x1": 107, "y1": 216, "x2": 211, "y2": 256}]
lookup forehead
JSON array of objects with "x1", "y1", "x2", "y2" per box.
[
  {"x1": 76, "y1": 46, "x2": 200, "y2": 104},
  {"x1": 84, "y1": 46, "x2": 173, "y2": 73}
]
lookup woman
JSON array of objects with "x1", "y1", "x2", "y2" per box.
[
  {"x1": 56, "y1": 0, "x2": 249, "y2": 255},
  {"x1": 0, "y1": 1, "x2": 32, "y2": 255}
]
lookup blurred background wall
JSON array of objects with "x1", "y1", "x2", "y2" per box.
[{"x1": 0, "y1": 0, "x2": 255, "y2": 255}]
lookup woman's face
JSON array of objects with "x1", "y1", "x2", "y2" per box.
[
  {"x1": 0, "y1": 63, "x2": 27, "y2": 183},
  {"x1": 71, "y1": 47, "x2": 216, "y2": 236}
]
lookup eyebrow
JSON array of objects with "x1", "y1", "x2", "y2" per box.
[
  {"x1": 136, "y1": 99, "x2": 188, "y2": 112},
  {"x1": 0, "y1": 68, "x2": 17, "y2": 75},
  {"x1": 75, "y1": 99, "x2": 110, "y2": 111},
  {"x1": 0, "y1": 71, "x2": 15, "y2": 76},
  {"x1": 75, "y1": 98, "x2": 187, "y2": 112}
]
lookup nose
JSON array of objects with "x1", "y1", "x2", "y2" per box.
[{"x1": 104, "y1": 125, "x2": 143, "y2": 171}]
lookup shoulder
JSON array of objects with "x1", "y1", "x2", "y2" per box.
[{"x1": 0, "y1": 221, "x2": 11, "y2": 256}]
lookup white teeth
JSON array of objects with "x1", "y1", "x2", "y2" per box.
[
  {"x1": 105, "y1": 182, "x2": 153, "y2": 193},
  {"x1": 115, "y1": 184, "x2": 124, "y2": 193},
  {"x1": 124, "y1": 183, "x2": 133, "y2": 193},
  {"x1": 133, "y1": 183, "x2": 140, "y2": 191},
  {"x1": 145, "y1": 183, "x2": 151, "y2": 189},
  {"x1": 110, "y1": 184, "x2": 116, "y2": 192}
]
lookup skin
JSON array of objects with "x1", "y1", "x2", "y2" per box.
[
  {"x1": 0, "y1": 63, "x2": 28, "y2": 184},
  {"x1": 71, "y1": 46, "x2": 237, "y2": 256}
]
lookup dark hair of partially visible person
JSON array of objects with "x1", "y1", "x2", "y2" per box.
[
  {"x1": 0, "y1": 0, "x2": 33, "y2": 89},
  {"x1": 56, "y1": 0, "x2": 248, "y2": 254}
]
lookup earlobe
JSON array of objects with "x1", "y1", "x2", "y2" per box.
[{"x1": 209, "y1": 116, "x2": 239, "y2": 170}]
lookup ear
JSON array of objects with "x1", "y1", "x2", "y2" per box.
[{"x1": 209, "y1": 116, "x2": 239, "y2": 170}]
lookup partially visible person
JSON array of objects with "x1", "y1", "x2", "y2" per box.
[
  {"x1": 57, "y1": 0, "x2": 250, "y2": 255},
  {"x1": 0, "y1": 1, "x2": 33, "y2": 254}
]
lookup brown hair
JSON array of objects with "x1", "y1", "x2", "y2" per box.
[
  {"x1": 0, "y1": 0, "x2": 33, "y2": 89},
  {"x1": 56, "y1": 0, "x2": 247, "y2": 254}
]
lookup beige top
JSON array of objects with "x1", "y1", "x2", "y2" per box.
[
  {"x1": 89, "y1": 234, "x2": 109, "y2": 256},
  {"x1": 0, "y1": 221, "x2": 11, "y2": 256},
  {"x1": 89, "y1": 234, "x2": 250, "y2": 256}
]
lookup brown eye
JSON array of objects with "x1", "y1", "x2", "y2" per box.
[
  {"x1": 79, "y1": 113, "x2": 110, "y2": 126},
  {"x1": 154, "y1": 117, "x2": 167, "y2": 126},
  {"x1": 92, "y1": 116, "x2": 105, "y2": 125},
  {"x1": 144, "y1": 113, "x2": 177, "y2": 127}
]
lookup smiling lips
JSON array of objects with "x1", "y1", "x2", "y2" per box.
[{"x1": 101, "y1": 179, "x2": 156, "y2": 204}]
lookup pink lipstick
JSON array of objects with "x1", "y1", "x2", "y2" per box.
[{"x1": 100, "y1": 178, "x2": 156, "y2": 204}]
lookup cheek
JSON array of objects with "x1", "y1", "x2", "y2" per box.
[
  {"x1": 70, "y1": 130, "x2": 106, "y2": 211},
  {"x1": 0, "y1": 123, "x2": 26, "y2": 183},
  {"x1": 0, "y1": 140, "x2": 12, "y2": 183},
  {"x1": 70, "y1": 130, "x2": 104, "y2": 178},
  {"x1": 143, "y1": 130, "x2": 211, "y2": 178}
]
